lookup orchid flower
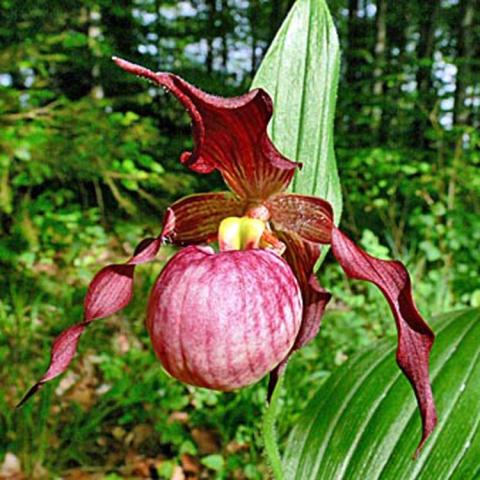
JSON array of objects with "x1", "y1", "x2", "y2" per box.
[{"x1": 20, "y1": 57, "x2": 436, "y2": 453}]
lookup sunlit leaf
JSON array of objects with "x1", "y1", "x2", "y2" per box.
[
  {"x1": 283, "y1": 308, "x2": 480, "y2": 479},
  {"x1": 252, "y1": 0, "x2": 342, "y2": 223}
]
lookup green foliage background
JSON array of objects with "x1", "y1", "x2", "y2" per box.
[{"x1": 0, "y1": 0, "x2": 479, "y2": 478}]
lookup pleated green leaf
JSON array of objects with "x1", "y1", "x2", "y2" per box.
[
  {"x1": 252, "y1": 0, "x2": 342, "y2": 223},
  {"x1": 283, "y1": 308, "x2": 480, "y2": 479}
]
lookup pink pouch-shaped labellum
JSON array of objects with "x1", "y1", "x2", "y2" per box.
[
  {"x1": 147, "y1": 246, "x2": 303, "y2": 391},
  {"x1": 331, "y1": 227, "x2": 436, "y2": 454}
]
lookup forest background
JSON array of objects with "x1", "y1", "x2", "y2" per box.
[{"x1": 0, "y1": 0, "x2": 479, "y2": 478}]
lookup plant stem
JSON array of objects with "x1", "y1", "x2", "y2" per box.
[{"x1": 262, "y1": 376, "x2": 284, "y2": 480}]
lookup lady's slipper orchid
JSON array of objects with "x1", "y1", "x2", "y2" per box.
[{"x1": 21, "y1": 57, "x2": 437, "y2": 453}]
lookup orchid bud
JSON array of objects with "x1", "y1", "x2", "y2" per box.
[{"x1": 146, "y1": 245, "x2": 303, "y2": 390}]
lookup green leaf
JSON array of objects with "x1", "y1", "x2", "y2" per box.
[
  {"x1": 201, "y1": 454, "x2": 225, "y2": 471},
  {"x1": 283, "y1": 308, "x2": 480, "y2": 479},
  {"x1": 252, "y1": 0, "x2": 342, "y2": 222},
  {"x1": 253, "y1": 2, "x2": 341, "y2": 476}
]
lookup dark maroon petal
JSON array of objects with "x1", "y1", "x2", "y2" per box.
[
  {"x1": 17, "y1": 324, "x2": 86, "y2": 406},
  {"x1": 331, "y1": 226, "x2": 436, "y2": 454},
  {"x1": 84, "y1": 220, "x2": 174, "y2": 321},
  {"x1": 84, "y1": 264, "x2": 135, "y2": 320},
  {"x1": 266, "y1": 193, "x2": 334, "y2": 244},
  {"x1": 168, "y1": 192, "x2": 245, "y2": 245},
  {"x1": 18, "y1": 211, "x2": 175, "y2": 406},
  {"x1": 113, "y1": 57, "x2": 299, "y2": 200},
  {"x1": 268, "y1": 231, "x2": 331, "y2": 400},
  {"x1": 280, "y1": 232, "x2": 332, "y2": 350}
]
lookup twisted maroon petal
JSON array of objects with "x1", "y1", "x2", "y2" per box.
[
  {"x1": 331, "y1": 227, "x2": 436, "y2": 454},
  {"x1": 268, "y1": 231, "x2": 331, "y2": 399},
  {"x1": 78, "y1": 208, "x2": 176, "y2": 321},
  {"x1": 113, "y1": 57, "x2": 299, "y2": 200},
  {"x1": 266, "y1": 193, "x2": 334, "y2": 244},
  {"x1": 19, "y1": 209, "x2": 176, "y2": 406},
  {"x1": 18, "y1": 239, "x2": 164, "y2": 406}
]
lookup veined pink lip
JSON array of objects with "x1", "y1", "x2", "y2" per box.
[{"x1": 146, "y1": 246, "x2": 303, "y2": 390}]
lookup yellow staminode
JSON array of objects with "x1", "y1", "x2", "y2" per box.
[{"x1": 218, "y1": 216, "x2": 266, "y2": 251}]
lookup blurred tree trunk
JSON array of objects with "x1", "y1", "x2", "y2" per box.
[
  {"x1": 155, "y1": 0, "x2": 162, "y2": 68},
  {"x1": 413, "y1": 0, "x2": 441, "y2": 146},
  {"x1": 269, "y1": 0, "x2": 294, "y2": 44},
  {"x1": 270, "y1": 0, "x2": 281, "y2": 41},
  {"x1": 372, "y1": 0, "x2": 387, "y2": 138},
  {"x1": 250, "y1": 0, "x2": 259, "y2": 77},
  {"x1": 219, "y1": 0, "x2": 229, "y2": 71},
  {"x1": 346, "y1": 0, "x2": 362, "y2": 133},
  {"x1": 102, "y1": 0, "x2": 137, "y2": 60},
  {"x1": 205, "y1": 0, "x2": 215, "y2": 73},
  {"x1": 378, "y1": 0, "x2": 408, "y2": 143},
  {"x1": 87, "y1": 5, "x2": 104, "y2": 100},
  {"x1": 346, "y1": 0, "x2": 360, "y2": 86},
  {"x1": 453, "y1": 0, "x2": 476, "y2": 126}
]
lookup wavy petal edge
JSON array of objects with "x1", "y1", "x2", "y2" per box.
[
  {"x1": 331, "y1": 226, "x2": 437, "y2": 454},
  {"x1": 113, "y1": 56, "x2": 300, "y2": 199},
  {"x1": 17, "y1": 210, "x2": 176, "y2": 406}
]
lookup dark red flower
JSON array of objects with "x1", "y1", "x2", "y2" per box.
[{"x1": 20, "y1": 57, "x2": 436, "y2": 454}]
